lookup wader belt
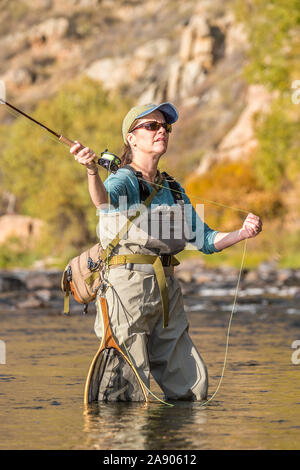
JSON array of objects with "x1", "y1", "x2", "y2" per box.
[
  {"x1": 108, "y1": 254, "x2": 180, "y2": 328},
  {"x1": 85, "y1": 174, "x2": 179, "y2": 327},
  {"x1": 84, "y1": 173, "x2": 181, "y2": 328},
  {"x1": 123, "y1": 263, "x2": 174, "y2": 276}
]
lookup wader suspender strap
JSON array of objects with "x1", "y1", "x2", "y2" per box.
[
  {"x1": 108, "y1": 254, "x2": 180, "y2": 328},
  {"x1": 122, "y1": 164, "x2": 151, "y2": 202},
  {"x1": 103, "y1": 168, "x2": 181, "y2": 328},
  {"x1": 123, "y1": 165, "x2": 183, "y2": 204},
  {"x1": 91, "y1": 169, "x2": 182, "y2": 328},
  {"x1": 161, "y1": 171, "x2": 183, "y2": 203},
  {"x1": 99, "y1": 179, "x2": 162, "y2": 263},
  {"x1": 83, "y1": 181, "x2": 160, "y2": 295}
]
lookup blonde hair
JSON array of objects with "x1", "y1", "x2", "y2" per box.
[
  {"x1": 120, "y1": 118, "x2": 140, "y2": 167},
  {"x1": 120, "y1": 143, "x2": 132, "y2": 167}
]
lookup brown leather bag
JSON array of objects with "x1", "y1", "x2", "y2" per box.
[
  {"x1": 61, "y1": 177, "x2": 162, "y2": 315},
  {"x1": 61, "y1": 243, "x2": 104, "y2": 315}
]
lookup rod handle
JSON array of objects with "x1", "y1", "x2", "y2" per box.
[
  {"x1": 59, "y1": 135, "x2": 75, "y2": 147},
  {"x1": 59, "y1": 135, "x2": 98, "y2": 164}
]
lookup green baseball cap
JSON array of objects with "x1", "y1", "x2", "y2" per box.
[{"x1": 122, "y1": 102, "x2": 178, "y2": 143}]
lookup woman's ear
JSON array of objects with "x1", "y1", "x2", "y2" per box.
[{"x1": 127, "y1": 132, "x2": 136, "y2": 148}]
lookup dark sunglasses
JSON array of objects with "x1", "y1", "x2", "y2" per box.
[{"x1": 130, "y1": 120, "x2": 172, "y2": 134}]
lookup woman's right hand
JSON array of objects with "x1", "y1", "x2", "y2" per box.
[{"x1": 70, "y1": 141, "x2": 98, "y2": 171}]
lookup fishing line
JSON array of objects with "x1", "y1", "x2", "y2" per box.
[
  {"x1": 123, "y1": 171, "x2": 251, "y2": 406},
  {"x1": 199, "y1": 238, "x2": 247, "y2": 407},
  {"x1": 104, "y1": 277, "x2": 174, "y2": 406},
  {"x1": 105, "y1": 167, "x2": 175, "y2": 407},
  {"x1": 103, "y1": 170, "x2": 250, "y2": 406},
  {"x1": 3, "y1": 105, "x2": 251, "y2": 406},
  {"x1": 136, "y1": 174, "x2": 249, "y2": 215},
  {"x1": 122, "y1": 341, "x2": 174, "y2": 407},
  {"x1": 99, "y1": 205, "x2": 174, "y2": 406},
  {"x1": 1, "y1": 104, "x2": 62, "y2": 146},
  {"x1": 100, "y1": 184, "x2": 174, "y2": 407},
  {"x1": 2, "y1": 103, "x2": 248, "y2": 214},
  {"x1": 98, "y1": 164, "x2": 251, "y2": 407}
]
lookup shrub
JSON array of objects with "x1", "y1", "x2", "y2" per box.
[{"x1": 0, "y1": 77, "x2": 132, "y2": 256}]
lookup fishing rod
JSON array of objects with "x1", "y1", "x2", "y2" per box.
[
  {"x1": 0, "y1": 98, "x2": 121, "y2": 173},
  {"x1": 0, "y1": 97, "x2": 252, "y2": 407}
]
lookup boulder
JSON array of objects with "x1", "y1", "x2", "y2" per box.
[
  {"x1": 193, "y1": 36, "x2": 213, "y2": 68},
  {"x1": 134, "y1": 39, "x2": 170, "y2": 61},
  {"x1": 179, "y1": 27, "x2": 194, "y2": 63},
  {"x1": 196, "y1": 84, "x2": 274, "y2": 174},
  {"x1": 216, "y1": 85, "x2": 273, "y2": 161},
  {"x1": 180, "y1": 60, "x2": 206, "y2": 99},
  {"x1": 189, "y1": 15, "x2": 211, "y2": 37},
  {"x1": 276, "y1": 269, "x2": 296, "y2": 285},
  {"x1": 176, "y1": 270, "x2": 193, "y2": 284},
  {"x1": 244, "y1": 270, "x2": 260, "y2": 284},
  {"x1": 25, "y1": 271, "x2": 61, "y2": 290},
  {"x1": 4, "y1": 67, "x2": 35, "y2": 88},
  {"x1": 257, "y1": 261, "x2": 278, "y2": 282},
  {"x1": 179, "y1": 16, "x2": 210, "y2": 63},
  {"x1": 167, "y1": 60, "x2": 182, "y2": 101},
  {"x1": 16, "y1": 294, "x2": 45, "y2": 309},
  {"x1": 0, "y1": 274, "x2": 25, "y2": 292},
  {"x1": 0, "y1": 32, "x2": 29, "y2": 60},
  {"x1": 23, "y1": 0, "x2": 53, "y2": 8},
  {"x1": 28, "y1": 17, "x2": 69, "y2": 45},
  {"x1": 85, "y1": 57, "x2": 132, "y2": 91},
  {"x1": 0, "y1": 215, "x2": 44, "y2": 246},
  {"x1": 35, "y1": 289, "x2": 52, "y2": 302}
]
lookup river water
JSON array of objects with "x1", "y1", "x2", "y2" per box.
[{"x1": 0, "y1": 287, "x2": 300, "y2": 450}]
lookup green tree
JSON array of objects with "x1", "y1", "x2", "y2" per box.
[
  {"x1": 253, "y1": 97, "x2": 300, "y2": 190},
  {"x1": 235, "y1": 0, "x2": 300, "y2": 191},
  {"x1": 0, "y1": 77, "x2": 131, "y2": 256},
  {"x1": 235, "y1": 0, "x2": 300, "y2": 91}
]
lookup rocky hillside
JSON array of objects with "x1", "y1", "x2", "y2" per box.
[
  {"x1": 1, "y1": 0, "x2": 299, "y2": 269},
  {"x1": 0, "y1": 0, "x2": 255, "y2": 175}
]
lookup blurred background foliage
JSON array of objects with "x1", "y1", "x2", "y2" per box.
[
  {"x1": 0, "y1": 0, "x2": 300, "y2": 269},
  {"x1": 0, "y1": 77, "x2": 131, "y2": 265},
  {"x1": 184, "y1": 0, "x2": 300, "y2": 267},
  {"x1": 234, "y1": 0, "x2": 300, "y2": 91}
]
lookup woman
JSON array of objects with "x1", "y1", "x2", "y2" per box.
[{"x1": 70, "y1": 102, "x2": 262, "y2": 402}]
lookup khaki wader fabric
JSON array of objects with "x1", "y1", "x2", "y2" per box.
[
  {"x1": 92, "y1": 348, "x2": 147, "y2": 402},
  {"x1": 93, "y1": 202, "x2": 208, "y2": 401},
  {"x1": 94, "y1": 266, "x2": 208, "y2": 401}
]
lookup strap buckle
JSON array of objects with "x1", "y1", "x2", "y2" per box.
[{"x1": 160, "y1": 254, "x2": 171, "y2": 267}]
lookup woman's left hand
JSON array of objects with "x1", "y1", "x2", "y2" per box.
[{"x1": 239, "y1": 213, "x2": 263, "y2": 240}]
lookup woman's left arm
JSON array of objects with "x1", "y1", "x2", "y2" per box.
[{"x1": 213, "y1": 213, "x2": 263, "y2": 251}]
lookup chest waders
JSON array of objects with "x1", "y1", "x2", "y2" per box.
[{"x1": 84, "y1": 170, "x2": 183, "y2": 404}]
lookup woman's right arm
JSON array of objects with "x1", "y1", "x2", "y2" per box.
[{"x1": 70, "y1": 141, "x2": 108, "y2": 207}]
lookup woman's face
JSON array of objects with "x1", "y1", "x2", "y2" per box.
[{"x1": 127, "y1": 110, "x2": 170, "y2": 157}]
